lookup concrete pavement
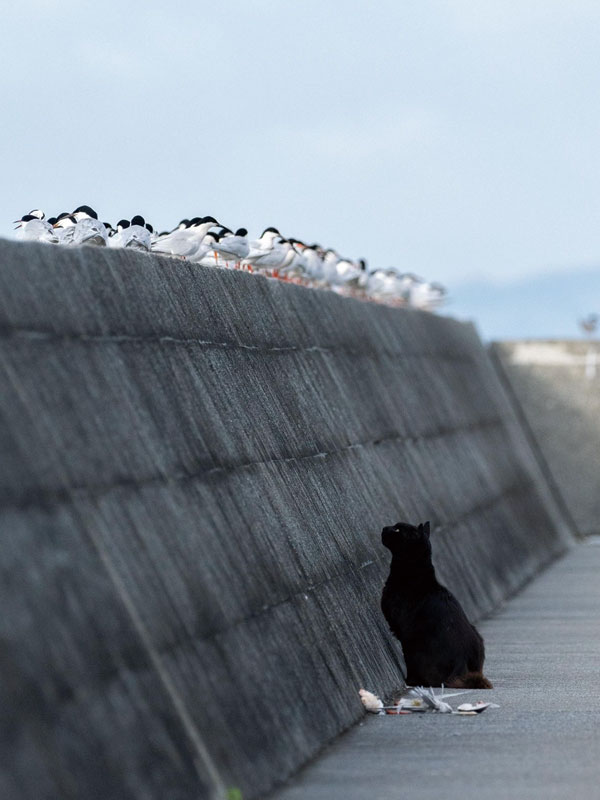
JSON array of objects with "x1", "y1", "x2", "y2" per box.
[{"x1": 273, "y1": 538, "x2": 600, "y2": 800}]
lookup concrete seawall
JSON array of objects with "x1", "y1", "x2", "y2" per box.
[
  {"x1": 492, "y1": 340, "x2": 600, "y2": 537},
  {"x1": 0, "y1": 240, "x2": 573, "y2": 800}
]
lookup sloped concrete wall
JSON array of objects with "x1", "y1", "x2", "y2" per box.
[
  {"x1": 0, "y1": 239, "x2": 573, "y2": 800},
  {"x1": 491, "y1": 340, "x2": 600, "y2": 537}
]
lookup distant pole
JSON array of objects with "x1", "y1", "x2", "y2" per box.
[{"x1": 578, "y1": 313, "x2": 598, "y2": 380}]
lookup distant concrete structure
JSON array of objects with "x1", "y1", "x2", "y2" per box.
[
  {"x1": 0, "y1": 240, "x2": 573, "y2": 800},
  {"x1": 492, "y1": 340, "x2": 600, "y2": 537}
]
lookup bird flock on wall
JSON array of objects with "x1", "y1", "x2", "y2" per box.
[{"x1": 13, "y1": 206, "x2": 447, "y2": 311}]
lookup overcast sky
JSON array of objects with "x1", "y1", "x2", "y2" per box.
[{"x1": 3, "y1": 1, "x2": 600, "y2": 334}]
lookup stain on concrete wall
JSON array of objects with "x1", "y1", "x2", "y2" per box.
[{"x1": 0, "y1": 240, "x2": 573, "y2": 799}]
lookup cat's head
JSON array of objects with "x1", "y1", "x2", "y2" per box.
[{"x1": 381, "y1": 520, "x2": 431, "y2": 558}]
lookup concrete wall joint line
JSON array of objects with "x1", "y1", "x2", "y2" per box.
[
  {"x1": 431, "y1": 477, "x2": 535, "y2": 536},
  {"x1": 66, "y1": 479, "x2": 536, "y2": 666},
  {"x1": 51, "y1": 478, "x2": 534, "y2": 684},
  {"x1": 144, "y1": 475, "x2": 534, "y2": 643},
  {"x1": 101, "y1": 558, "x2": 390, "y2": 659},
  {"x1": 80, "y1": 515, "x2": 227, "y2": 799},
  {"x1": 0, "y1": 325, "x2": 478, "y2": 364},
  {"x1": 0, "y1": 417, "x2": 507, "y2": 511}
]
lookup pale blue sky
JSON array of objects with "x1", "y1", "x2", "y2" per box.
[{"x1": 3, "y1": 1, "x2": 600, "y2": 336}]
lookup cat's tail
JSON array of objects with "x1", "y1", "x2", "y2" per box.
[{"x1": 450, "y1": 671, "x2": 493, "y2": 689}]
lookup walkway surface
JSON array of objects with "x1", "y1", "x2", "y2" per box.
[{"x1": 273, "y1": 538, "x2": 600, "y2": 800}]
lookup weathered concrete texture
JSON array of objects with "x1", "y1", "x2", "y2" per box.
[
  {"x1": 0, "y1": 240, "x2": 572, "y2": 800},
  {"x1": 492, "y1": 340, "x2": 600, "y2": 537},
  {"x1": 273, "y1": 538, "x2": 600, "y2": 800}
]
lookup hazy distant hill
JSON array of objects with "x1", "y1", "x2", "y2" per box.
[{"x1": 445, "y1": 266, "x2": 600, "y2": 341}]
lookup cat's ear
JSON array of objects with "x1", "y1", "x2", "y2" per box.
[{"x1": 423, "y1": 521, "x2": 431, "y2": 538}]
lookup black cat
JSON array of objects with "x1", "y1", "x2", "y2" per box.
[{"x1": 381, "y1": 521, "x2": 492, "y2": 688}]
